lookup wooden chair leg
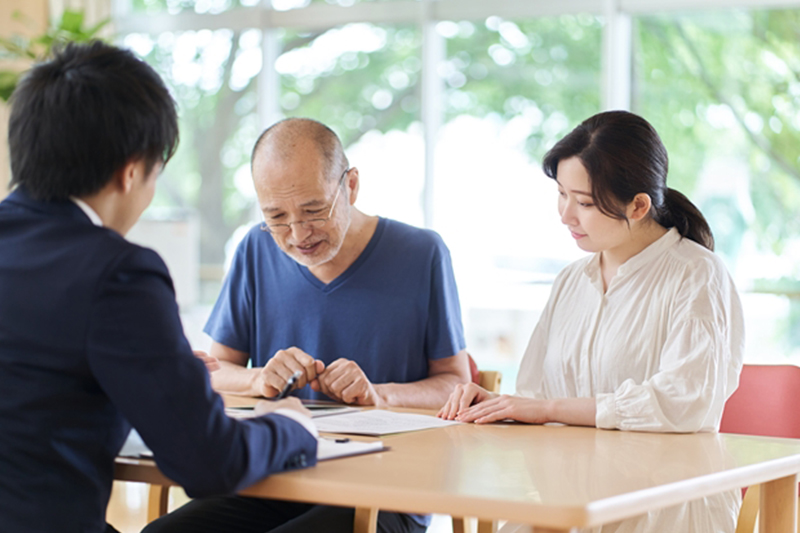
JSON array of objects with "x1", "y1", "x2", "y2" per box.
[
  {"x1": 737, "y1": 485, "x2": 760, "y2": 533},
  {"x1": 146, "y1": 485, "x2": 169, "y2": 523},
  {"x1": 477, "y1": 519, "x2": 497, "y2": 533},
  {"x1": 759, "y1": 475, "x2": 797, "y2": 533},
  {"x1": 454, "y1": 517, "x2": 480, "y2": 533},
  {"x1": 354, "y1": 506, "x2": 378, "y2": 533},
  {"x1": 452, "y1": 517, "x2": 469, "y2": 533}
]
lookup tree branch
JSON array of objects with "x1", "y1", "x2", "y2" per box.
[{"x1": 664, "y1": 20, "x2": 800, "y2": 183}]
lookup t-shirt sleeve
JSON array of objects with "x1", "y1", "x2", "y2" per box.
[
  {"x1": 204, "y1": 234, "x2": 254, "y2": 354},
  {"x1": 86, "y1": 247, "x2": 317, "y2": 496},
  {"x1": 425, "y1": 236, "x2": 466, "y2": 360}
]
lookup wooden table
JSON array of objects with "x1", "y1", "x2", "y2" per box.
[{"x1": 116, "y1": 406, "x2": 800, "y2": 533}]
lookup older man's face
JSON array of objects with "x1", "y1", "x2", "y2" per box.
[{"x1": 252, "y1": 149, "x2": 351, "y2": 268}]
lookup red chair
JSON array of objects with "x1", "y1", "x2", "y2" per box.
[{"x1": 719, "y1": 364, "x2": 800, "y2": 533}]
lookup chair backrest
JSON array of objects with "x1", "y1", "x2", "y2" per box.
[
  {"x1": 467, "y1": 353, "x2": 502, "y2": 394},
  {"x1": 478, "y1": 370, "x2": 502, "y2": 393},
  {"x1": 720, "y1": 364, "x2": 800, "y2": 439}
]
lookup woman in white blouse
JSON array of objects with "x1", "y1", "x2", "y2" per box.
[{"x1": 439, "y1": 110, "x2": 744, "y2": 533}]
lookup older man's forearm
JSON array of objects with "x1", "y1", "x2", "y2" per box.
[
  {"x1": 210, "y1": 361, "x2": 263, "y2": 397},
  {"x1": 374, "y1": 372, "x2": 469, "y2": 409}
]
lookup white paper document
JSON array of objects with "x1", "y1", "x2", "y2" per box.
[
  {"x1": 313, "y1": 409, "x2": 460, "y2": 436},
  {"x1": 306, "y1": 405, "x2": 361, "y2": 418},
  {"x1": 119, "y1": 429, "x2": 386, "y2": 462},
  {"x1": 317, "y1": 437, "x2": 386, "y2": 461},
  {"x1": 225, "y1": 405, "x2": 360, "y2": 419}
]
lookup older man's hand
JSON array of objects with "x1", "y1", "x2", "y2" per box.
[
  {"x1": 315, "y1": 359, "x2": 385, "y2": 407},
  {"x1": 256, "y1": 347, "x2": 325, "y2": 398},
  {"x1": 193, "y1": 350, "x2": 221, "y2": 373}
]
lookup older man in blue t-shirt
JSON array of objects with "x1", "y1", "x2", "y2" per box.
[{"x1": 144, "y1": 117, "x2": 470, "y2": 533}]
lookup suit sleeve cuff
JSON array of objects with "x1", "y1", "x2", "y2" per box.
[
  {"x1": 595, "y1": 393, "x2": 617, "y2": 429},
  {"x1": 274, "y1": 409, "x2": 318, "y2": 438}
]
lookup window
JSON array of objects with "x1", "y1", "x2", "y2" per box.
[
  {"x1": 634, "y1": 9, "x2": 800, "y2": 363},
  {"x1": 123, "y1": 27, "x2": 261, "y2": 277},
  {"x1": 130, "y1": 0, "x2": 257, "y2": 15},
  {"x1": 277, "y1": 23, "x2": 424, "y2": 225},
  {"x1": 435, "y1": 14, "x2": 602, "y2": 389},
  {"x1": 115, "y1": 0, "x2": 800, "y2": 391}
]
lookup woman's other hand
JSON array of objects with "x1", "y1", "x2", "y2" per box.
[{"x1": 437, "y1": 382, "x2": 497, "y2": 420}]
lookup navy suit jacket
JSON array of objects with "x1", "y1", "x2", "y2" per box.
[{"x1": 0, "y1": 188, "x2": 317, "y2": 533}]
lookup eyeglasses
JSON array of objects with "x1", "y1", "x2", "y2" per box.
[{"x1": 260, "y1": 168, "x2": 349, "y2": 236}]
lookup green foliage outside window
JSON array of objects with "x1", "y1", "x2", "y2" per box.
[
  {"x1": 120, "y1": 3, "x2": 800, "y2": 356},
  {"x1": 278, "y1": 25, "x2": 422, "y2": 148},
  {"x1": 635, "y1": 10, "x2": 800, "y2": 354},
  {"x1": 443, "y1": 16, "x2": 602, "y2": 159},
  {"x1": 0, "y1": 9, "x2": 109, "y2": 102},
  {"x1": 636, "y1": 11, "x2": 800, "y2": 257}
]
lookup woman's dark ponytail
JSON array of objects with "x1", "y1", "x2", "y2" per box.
[
  {"x1": 656, "y1": 188, "x2": 714, "y2": 251},
  {"x1": 543, "y1": 111, "x2": 715, "y2": 251}
]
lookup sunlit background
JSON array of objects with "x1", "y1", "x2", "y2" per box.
[
  {"x1": 111, "y1": 0, "x2": 800, "y2": 400},
  {"x1": 0, "y1": 0, "x2": 787, "y2": 531}
]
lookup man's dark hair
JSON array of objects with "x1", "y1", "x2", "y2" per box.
[{"x1": 8, "y1": 40, "x2": 179, "y2": 201}]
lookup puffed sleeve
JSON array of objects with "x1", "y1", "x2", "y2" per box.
[
  {"x1": 595, "y1": 256, "x2": 744, "y2": 432},
  {"x1": 86, "y1": 246, "x2": 317, "y2": 496}
]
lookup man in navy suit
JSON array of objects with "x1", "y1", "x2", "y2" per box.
[{"x1": 0, "y1": 41, "x2": 318, "y2": 533}]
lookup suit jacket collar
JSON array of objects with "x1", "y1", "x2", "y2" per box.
[{"x1": 4, "y1": 186, "x2": 94, "y2": 225}]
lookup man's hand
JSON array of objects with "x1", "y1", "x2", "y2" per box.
[
  {"x1": 253, "y1": 397, "x2": 312, "y2": 417},
  {"x1": 255, "y1": 347, "x2": 325, "y2": 398},
  {"x1": 193, "y1": 350, "x2": 221, "y2": 373},
  {"x1": 315, "y1": 358, "x2": 385, "y2": 406}
]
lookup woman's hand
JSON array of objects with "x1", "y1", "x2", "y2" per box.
[
  {"x1": 437, "y1": 382, "x2": 497, "y2": 420},
  {"x1": 454, "y1": 395, "x2": 551, "y2": 424}
]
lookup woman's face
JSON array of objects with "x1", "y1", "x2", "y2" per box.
[{"x1": 555, "y1": 157, "x2": 632, "y2": 255}]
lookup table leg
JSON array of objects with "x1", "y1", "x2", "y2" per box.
[
  {"x1": 354, "y1": 506, "x2": 378, "y2": 533},
  {"x1": 759, "y1": 474, "x2": 798, "y2": 533},
  {"x1": 146, "y1": 485, "x2": 169, "y2": 523}
]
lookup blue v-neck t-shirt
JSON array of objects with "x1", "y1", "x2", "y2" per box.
[{"x1": 205, "y1": 217, "x2": 466, "y2": 402}]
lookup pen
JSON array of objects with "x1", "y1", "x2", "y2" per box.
[{"x1": 274, "y1": 370, "x2": 303, "y2": 400}]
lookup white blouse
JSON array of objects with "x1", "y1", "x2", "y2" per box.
[{"x1": 511, "y1": 228, "x2": 745, "y2": 533}]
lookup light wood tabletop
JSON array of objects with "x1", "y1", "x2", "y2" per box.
[{"x1": 115, "y1": 402, "x2": 800, "y2": 533}]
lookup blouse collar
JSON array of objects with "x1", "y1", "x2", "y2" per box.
[{"x1": 583, "y1": 227, "x2": 681, "y2": 291}]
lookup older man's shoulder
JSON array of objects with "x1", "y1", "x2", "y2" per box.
[{"x1": 381, "y1": 217, "x2": 449, "y2": 251}]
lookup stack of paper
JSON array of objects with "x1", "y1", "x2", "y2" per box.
[
  {"x1": 317, "y1": 438, "x2": 386, "y2": 461},
  {"x1": 314, "y1": 409, "x2": 460, "y2": 436},
  {"x1": 119, "y1": 428, "x2": 387, "y2": 462},
  {"x1": 225, "y1": 405, "x2": 359, "y2": 419},
  {"x1": 120, "y1": 409, "x2": 458, "y2": 462}
]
